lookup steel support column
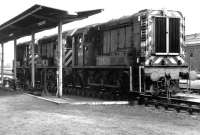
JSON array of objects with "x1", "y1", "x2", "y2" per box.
[
  {"x1": 1, "y1": 43, "x2": 4, "y2": 87},
  {"x1": 14, "y1": 39, "x2": 17, "y2": 82},
  {"x1": 139, "y1": 66, "x2": 142, "y2": 93},
  {"x1": 72, "y1": 37, "x2": 75, "y2": 66},
  {"x1": 31, "y1": 34, "x2": 35, "y2": 88},
  {"x1": 129, "y1": 66, "x2": 133, "y2": 92},
  {"x1": 57, "y1": 21, "x2": 63, "y2": 97}
]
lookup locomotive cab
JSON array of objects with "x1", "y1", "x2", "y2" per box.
[{"x1": 73, "y1": 26, "x2": 100, "y2": 66}]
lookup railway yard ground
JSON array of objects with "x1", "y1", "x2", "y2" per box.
[{"x1": 0, "y1": 89, "x2": 200, "y2": 134}]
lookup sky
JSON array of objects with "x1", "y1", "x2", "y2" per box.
[{"x1": 0, "y1": 0, "x2": 199, "y2": 66}]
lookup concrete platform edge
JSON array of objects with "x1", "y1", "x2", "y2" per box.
[{"x1": 24, "y1": 93, "x2": 129, "y2": 105}]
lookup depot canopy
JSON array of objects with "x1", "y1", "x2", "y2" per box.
[{"x1": 0, "y1": 4, "x2": 102, "y2": 43}]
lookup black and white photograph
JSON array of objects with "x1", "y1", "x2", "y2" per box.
[{"x1": 0, "y1": 0, "x2": 200, "y2": 134}]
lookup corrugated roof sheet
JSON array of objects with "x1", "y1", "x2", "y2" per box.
[{"x1": 0, "y1": 4, "x2": 102, "y2": 43}]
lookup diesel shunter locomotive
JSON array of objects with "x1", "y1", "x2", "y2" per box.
[{"x1": 16, "y1": 9, "x2": 188, "y2": 99}]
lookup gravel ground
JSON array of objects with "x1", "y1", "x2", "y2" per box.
[{"x1": 0, "y1": 89, "x2": 200, "y2": 135}]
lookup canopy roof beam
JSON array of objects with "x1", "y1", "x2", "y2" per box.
[
  {"x1": 0, "y1": 6, "x2": 42, "y2": 31},
  {"x1": 31, "y1": 14, "x2": 58, "y2": 23}
]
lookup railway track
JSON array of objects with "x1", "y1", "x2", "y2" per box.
[
  {"x1": 130, "y1": 92, "x2": 200, "y2": 115},
  {"x1": 63, "y1": 85, "x2": 200, "y2": 115},
  {"x1": 16, "y1": 82, "x2": 200, "y2": 115}
]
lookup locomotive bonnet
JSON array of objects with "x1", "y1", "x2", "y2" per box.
[{"x1": 134, "y1": 9, "x2": 187, "y2": 80}]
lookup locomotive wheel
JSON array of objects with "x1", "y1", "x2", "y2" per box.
[
  {"x1": 97, "y1": 91, "x2": 102, "y2": 99},
  {"x1": 89, "y1": 91, "x2": 93, "y2": 97},
  {"x1": 73, "y1": 88, "x2": 76, "y2": 95},
  {"x1": 76, "y1": 88, "x2": 80, "y2": 96},
  {"x1": 144, "y1": 97, "x2": 149, "y2": 106},
  {"x1": 69, "y1": 87, "x2": 73, "y2": 95},
  {"x1": 138, "y1": 97, "x2": 144, "y2": 105},
  {"x1": 115, "y1": 94, "x2": 119, "y2": 100},
  {"x1": 114, "y1": 92, "x2": 120, "y2": 101},
  {"x1": 83, "y1": 89, "x2": 87, "y2": 97},
  {"x1": 67, "y1": 87, "x2": 72, "y2": 94},
  {"x1": 110, "y1": 93, "x2": 116, "y2": 100},
  {"x1": 63, "y1": 88, "x2": 66, "y2": 95},
  {"x1": 85, "y1": 90, "x2": 89, "y2": 97},
  {"x1": 164, "y1": 105, "x2": 169, "y2": 110},
  {"x1": 67, "y1": 87, "x2": 70, "y2": 95},
  {"x1": 92, "y1": 89, "x2": 97, "y2": 98},
  {"x1": 75, "y1": 88, "x2": 79, "y2": 95},
  {"x1": 65, "y1": 88, "x2": 69, "y2": 95},
  {"x1": 75, "y1": 88, "x2": 78, "y2": 95},
  {"x1": 110, "y1": 92, "x2": 115, "y2": 100},
  {"x1": 83, "y1": 87, "x2": 88, "y2": 97},
  {"x1": 69, "y1": 88, "x2": 72, "y2": 95},
  {"x1": 154, "y1": 102, "x2": 160, "y2": 109},
  {"x1": 80, "y1": 89, "x2": 84, "y2": 96},
  {"x1": 92, "y1": 90, "x2": 97, "y2": 98},
  {"x1": 108, "y1": 92, "x2": 113, "y2": 100},
  {"x1": 102, "y1": 92, "x2": 108, "y2": 100},
  {"x1": 188, "y1": 109, "x2": 193, "y2": 115},
  {"x1": 77, "y1": 88, "x2": 81, "y2": 96},
  {"x1": 176, "y1": 108, "x2": 180, "y2": 113},
  {"x1": 71, "y1": 88, "x2": 75, "y2": 95},
  {"x1": 84, "y1": 89, "x2": 87, "y2": 97},
  {"x1": 90, "y1": 91, "x2": 95, "y2": 98}
]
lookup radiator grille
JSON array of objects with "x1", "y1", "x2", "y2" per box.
[
  {"x1": 155, "y1": 17, "x2": 166, "y2": 53},
  {"x1": 169, "y1": 18, "x2": 180, "y2": 53}
]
